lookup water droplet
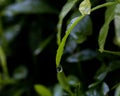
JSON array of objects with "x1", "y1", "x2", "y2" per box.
[{"x1": 56, "y1": 65, "x2": 63, "y2": 73}]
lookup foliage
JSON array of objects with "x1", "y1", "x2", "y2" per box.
[{"x1": 0, "y1": 0, "x2": 120, "y2": 96}]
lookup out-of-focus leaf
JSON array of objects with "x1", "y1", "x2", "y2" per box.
[
  {"x1": 34, "y1": 84, "x2": 52, "y2": 96},
  {"x1": 4, "y1": 23, "x2": 21, "y2": 42},
  {"x1": 67, "y1": 49, "x2": 97, "y2": 63},
  {"x1": 70, "y1": 15, "x2": 92, "y2": 43},
  {"x1": 57, "y1": 68, "x2": 73, "y2": 95},
  {"x1": 64, "y1": 37, "x2": 77, "y2": 53},
  {"x1": 34, "y1": 35, "x2": 53, "y2": 55},
  {"x1": 88, "y1": 82, "x2": 100, "y2": 88},
  {"x1": 13, "y1": 65, "x2": 28, "y2": 80},
  {"x1": 115, "y1": 84, "x2": 120, "y2": 96},
  {"x1": 86, "y1": 82, "x2": 109, "y2": 96},
  {"x1": 13, "y1": 89, "x2": 25, "y2": 96},
  {"x1": 3, "y1": 0, "x2": 56, "y2": 16},
  {"x1": 67, "y1": 75, "x2": 79, "y2": 86},
  {"x1": 79, "y1": 0, "x2": 91, "y2": 15},
  {"x1": 53, "y1": 84, "x2": 63, "y2": 96},
  {"x1": 101, "y1": 82, "x2": 109, "y2": 95},
  {"x1": 114, "y1": 4, "x2": 120, "y2": 46},
  {"x1": 109, "y1": 60, "x2": 120, "y2": 71},
  {"x1": 94, "y1": 64, "x2": 109, "y2": 81},
  {"x1": 95, "y1": 61, "x2": 120, "y2": 81},
  {"x1": 57, "y1": 0, "x2": 77, "y2": 45},
  {"x1": 98, "y1": 5, "x2": 116, "y2": 52},
  {"x1": 56, "y1": 15, "x2": 85, "y2": 67}
]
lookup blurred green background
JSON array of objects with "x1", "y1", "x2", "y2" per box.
[{"x1": 0, "y1": 0, "x2": 120, "y2": 96}]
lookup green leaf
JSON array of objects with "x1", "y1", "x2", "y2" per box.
[
  {"x1": 34, "y1": 84, "x2": 52, "y2": 96},
  {"x1": 3, "y1": 0, "x2": 56, "y2": 16},
  {"x1": 64, "y1": 36, "x2": 77, "y2": 53},
  {"x1": 57, "y1": 0, "x2": 77, "y2": 45},
  {"x1": 56, "y1": 15, "x2": 85, "y2": 67},
  {"x1": 67, "y1": 49, "x2": 97, "y2": 63},
  {"x1": 13, "y1": 65, "x2": 28, "y2": 80},
  {"x1": 34, "y1": 35, "x2": 53, "y2": 55},
  {"x1": 94, "y1": 61, "x2": 120, "y2": 81},
  {"x1": 114, "y1": 4, "x2": 120, "y2": 46},
  {"x1": 13, "y1": 89, "x2": 25, "y2": 96},
  {"x1": 98, "y1": 5, "x2": 116, "y2": 52},
  {"x1": 57, "y1": 71, "x2": 73, "y2": 95},
  {"x1": 94, "y1": 64, "x2": 109, "y2": 81},
  {"x1": 70, "y1": 15, "x2": 92, "y2": 43},
  {"x1": 79, "y1": 0, "x2": 91, "y2": 15},
  {"x1": 86, "y1": 82, "x2": 109, "y2": 96},
  {"x1": 53, "y1": 84, "x2": 63, "y2": 96},
  {"x1": 4, "y1": 23, "x2": 22, "y2": 42},
  {"x1": 115, "y1": 84, "x2": 120, "y2": 96}
]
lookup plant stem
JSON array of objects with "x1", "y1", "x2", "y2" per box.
[
  {"x1": 0, "y1": 16, "x2": 9, "y2": 79},
  {"x1": 103, "y1": 50, "x2": 120, "y2": 56},
  {"x1": 91, "y1": 2, "x2": 118, "y2": 12}
]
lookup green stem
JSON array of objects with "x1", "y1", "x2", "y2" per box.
[
  {"x1": 91, "y1": 2, "x2": 118, "y2": 12},
  {"x1": 0, "y1": 46, "x2": 9, "y2": 79},
  {"x1": 0, "y1": 16, "x2": 9, "y2": 79},
  {"x1": 103, "y1": 50, "x2": 120, "y2": 56}
]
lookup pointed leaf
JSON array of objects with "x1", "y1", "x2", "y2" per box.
[
  {"x1": 3, "y1": 0, "x2": 56, "y2": 16},
  {"x1": 115, "y1": 84, "x2": 120, "y2": 96},
  {"x1": 34, "y1": 35, "x2": 53, "y2": 55},
  {"x1": 98, "y1": 5, "x2": 116, "y2": 52},
  {"x1": 4, "y1": 23, "x2": 22, "y2": 42},
  {"x1": 56, "y1": 15, "x2": 85, "y2": 67},
  {"x1": 34, "y1": 84, "x2": 52, "y2": 96},
  {"x1": 13, "y1": 65, "x2": 28, "y2": 80},
  {"x1": 79, "y1": 0, "x2": 91, "y2": 15},
  {"x1": 70, "y1": 15, "x2": 92, "y2": 43},
  {"x1": 53, "y1": 84, "x2": 63, "y2": 96},
  {"x1": 67, "y1": 49, "x2": 97, "y2": 63},
  {"x1": 57, "y1": 71, "x2": 73, "y2": 95},
  {"x1": 57, "y1": 0, "x2": 77, "y2": 44}
]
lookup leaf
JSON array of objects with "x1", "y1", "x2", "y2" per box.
[
  {"x1": 57, "y1": 0, "x2": 77, "y2": 45},
  {"x1": 3, "y1": 0, "x2": 56, "y2": 16},
  {"x1": 94, "y1": 61, "x2": 120, "y2": 81},
  {"x1": 57, "y1": 69, "x2": 72, "y2": 95},
  {"x1": 34, "y1": 35, "x2": 53, "y2": 55},
  {"x1": 13, "y1": 89, "x2": 25, "y2": 96},
  {"x1": 70, "y1": 15, "x2": 92, "y2": 43},
  {"x1": 56, "y1": 15, "x2": 85, "y2": 67},
  {"x1": 114, "y1": 4, "x2": 120, "y2": 46},
  {"x1": 109, "y1": 60, "x2": 120, "y2": 71},
  {"x1": 94, "y1": 64, "x2": 109, "y2": 81},
  {"x1": 13, "y1": 65, "x2": 28, "y2": 80},
  {"x1": 98, "y1": 5, "x2": 116, "y2": 52},
  {"x1": 34, "y1": 85, "x2": 52, "y2": 96},
  {"x1": 67, "y1": 75, "x2": 79, "y2": 86},
  {"x1": 86, "y1": 82, "x2": 109, "y2": 96},
  {"x1": 115, "y1": 84, "x2": 120, "y2": 96},
  {"x1": 4, "y1": 23, "x2": 22, "y2": 42},
  {"x1": 101, "y1": 82, "x2": 109, "y2": 95},
  {"x1": 67, "y1": 49, "x2": 97, "y2": 63},
  {"x1": 79, "y1": 0, "x2": 91, "y2": 15},
  {"x1": 64, "y1": 37, "x2": 77, "y2": 53},
  {"x1": 53, "y1": 84, "x2": 63, "y2": 96}
]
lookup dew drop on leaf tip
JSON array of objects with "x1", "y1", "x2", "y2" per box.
[{"x1": 56, "y1": 65, "x2": 63, "y2": 73}]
